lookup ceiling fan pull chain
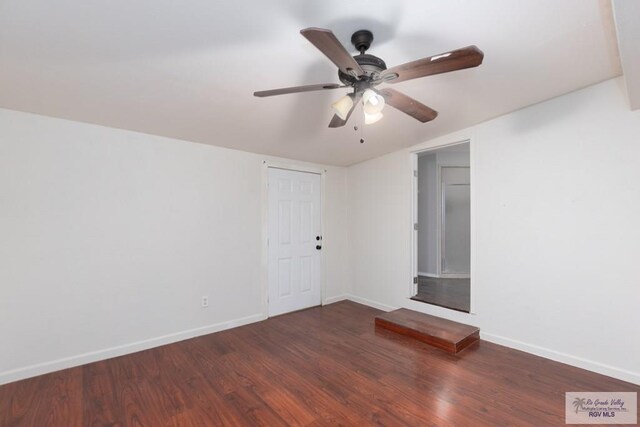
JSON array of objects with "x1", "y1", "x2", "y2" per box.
[{"x1": 353, "y1": 103, "x2": 364, "y2": 144}]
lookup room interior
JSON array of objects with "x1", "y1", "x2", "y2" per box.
[{"x1": 1, "y1": 0, "x2": 639, "y2": 425}]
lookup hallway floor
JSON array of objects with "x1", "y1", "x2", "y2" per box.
[{"x1": 412, "y1": 276, "x2": 471, "y2": 312}]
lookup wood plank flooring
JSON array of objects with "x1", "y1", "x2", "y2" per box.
[{"x1": 1, "y1": 301, "x2": 638, "y2": 426}]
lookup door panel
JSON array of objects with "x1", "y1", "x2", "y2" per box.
[
  {"x1": 441, "y1": 167, "x2": 470, "y2": 274},
  {"x1": 278, "y1": 201, "x2": 292, "y2": 244},
  {"x1": 300, "y1": 256, "x2": 312, "y2": 293},
  {"x1": 300, "y1": 201, "x2": 312, "y2": 243},
  {"x1": 268, "y1": 168, "x2": 321, "y2": 316},
  {"x1": 278, "y1": 258, "x2": 292, "y2": 297}
]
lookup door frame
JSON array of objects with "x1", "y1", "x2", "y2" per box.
[
  {"x1": 410, "y1": 139, "x2": 476, "y2": 313},
  {"x1": 260, "y1": 160, "x2": 327, "y2": 318}
]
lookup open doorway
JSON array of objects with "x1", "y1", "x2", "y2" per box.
[{"x1": 412, "y1": 142, "x2": 470, "y2": 312}]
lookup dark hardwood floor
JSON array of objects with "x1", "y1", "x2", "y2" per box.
[
  {"x1": 1, "y1": 301, "x2": 638, "y2": 426},
  {"x1": 412, "y1": 276, "x2": 471, "y2": 312}
]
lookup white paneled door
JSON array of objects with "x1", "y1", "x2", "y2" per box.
[{"x1": 267, "y1": 168, "x2": 322, "y2": 317}]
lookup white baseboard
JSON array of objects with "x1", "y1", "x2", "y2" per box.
[
  {"x1": 439, "y1": 274, "x2": 471, "y2": 279},
  {"x1": 481, "y1": 332, "x2": 640, "y2": 386},
  {"x1": 418, "y1": 272, "x2": 439, "y2": 278},
  {"x1": 344, "y1": 293, "x2": 639, "y2": 386},
  {"x1": 417, "y1": 272, "x2": 471, "y2": 279},
  {"x1": 345, "y1": 294, "x2": 397, "y2": 312},
  {"x1": 0, "y1": 313, "x2": 266, "y2": 386},
  {"x1": 323, "y1": 294, "x2": 349, "y2": 305},
  {"x1": 5, "y1": 302, "x2": 637, "y2": 388}
]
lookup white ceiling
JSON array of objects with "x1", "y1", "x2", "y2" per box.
[{"x1": 0, "y1": 0, "x2": 621, "y2": 166}]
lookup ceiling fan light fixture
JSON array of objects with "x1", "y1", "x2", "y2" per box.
[
  {"x1": 331, "y1": 94, "x2": 354, "y2": 120},
  {"x1": 362, "y1": 89, "x2": 385, "y2": 115},
  {"x1": 255, "y1": 27, "x2": 484, "y2": 129},
  {"x1": 364, "y1": 111, "x2": 383, "y2": 125}
]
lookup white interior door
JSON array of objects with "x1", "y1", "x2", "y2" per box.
[{"x1": 268, "y1": 168, "x2": 322, "y2": 316}]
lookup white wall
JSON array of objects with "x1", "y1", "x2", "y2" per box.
[
  {"x1": 2, "y1": 77, "x2": 638, "y2": 387},
  {"x1": 347, "y1": 78, "x2": 640, "y2": 384},
  {"x1": 0, "y1": 109, "x2": 350, "y2": 384}
]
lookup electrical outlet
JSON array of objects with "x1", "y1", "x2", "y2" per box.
[{"x1": 201, "y1": 296, "x2": 209, "y2": 308}]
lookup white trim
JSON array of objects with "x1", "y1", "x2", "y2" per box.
[
  {"x1": 323, "y1": 294, "x2": 349, "y2": 305},
  {"x1": 0, "y1": 313, "x2": 265, "y2": 386},
  {"x1": 438, "y1": 273, "x2": 471, "y2": 279},
  {"x1": 418, "y1": 271, "x2": 439, "y2": 278},
  {"x1": 481, "y1": 332, "x2": 640, "y2": 386},
  {"x1": 264, "y1": 161, "x2": 326, "y2": 176},
  {"x1": 469, "y1": 140, "x2": 477, "y2": 313},
  {"x1": 436, "y1": 164, "x2": 442, "y2": 276},
  {"x1": 418, "y1": 272, "x2": 470, "y2": 279},
  {"x1": 345, "y1": 294, "x2": 397, "y2": 312},
  {"x1": 410, "y1": 154, "x2": 418, "y2": 297},
  {"x1": 261, "y1": 161, "x2": 326, "y2": 318}
]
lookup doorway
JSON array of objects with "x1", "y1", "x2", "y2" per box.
[
  {"x1": 412, "y1": 142, "x2": 471, "y2": 312},
  {"x1": 267, "y1": 167, "x2": 322, "y2": 316}
]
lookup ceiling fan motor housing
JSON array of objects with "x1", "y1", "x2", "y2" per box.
[
  {"x1": 351, "y1": 29, "x2": 374, "y2": 52},
  {"x1": 339, "y1": 30, "x2": 387, "y2": 86},
  {"x1": 339, "y1": 54, "x2": 387, "y2": 85}
]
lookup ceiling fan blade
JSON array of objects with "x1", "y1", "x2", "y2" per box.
[
  {"x1": 254, "y1": 83, "x2": 343, "y2": 97},
  {"x1": 379, "y1": 88, "x2": 438, "y2": 123},
  {"x1": 301, "y1": 27, "x2": 364, "y2": 77},
  {"x1": 380, "y1": 45, "x2": 484, "y2": 84},
  {"x1": 328, "y1": 92, "x2": 362, "y2": 128}
]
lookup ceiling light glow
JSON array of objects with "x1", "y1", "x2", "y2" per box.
[
  {"x1": 362, "y1": 89, "x2": 385, "y2": 116},
  {"x1": 331, "y1": 94, "x2": 354, "y2": 120},
  {"x1": 364, "y1": 111, "x2": 383, "y2": 125}
]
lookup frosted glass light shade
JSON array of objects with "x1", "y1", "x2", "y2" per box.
[
  {"x1": 362, "y1": 89, "x2": 385, "y2": 115},
  {"x1": 362, "y1": 89, "x2": 376, "y2": 104},
  {"x1": 364, "y1": 111, "x2": 383, "y2": 124},
  {"x1": 331, "y1": 95, "x2": 354, "y2": 120}
]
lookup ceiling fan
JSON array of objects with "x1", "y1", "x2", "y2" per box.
[{"x1": 254, "y1": 27, "x2": 484, "y2": 127}]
